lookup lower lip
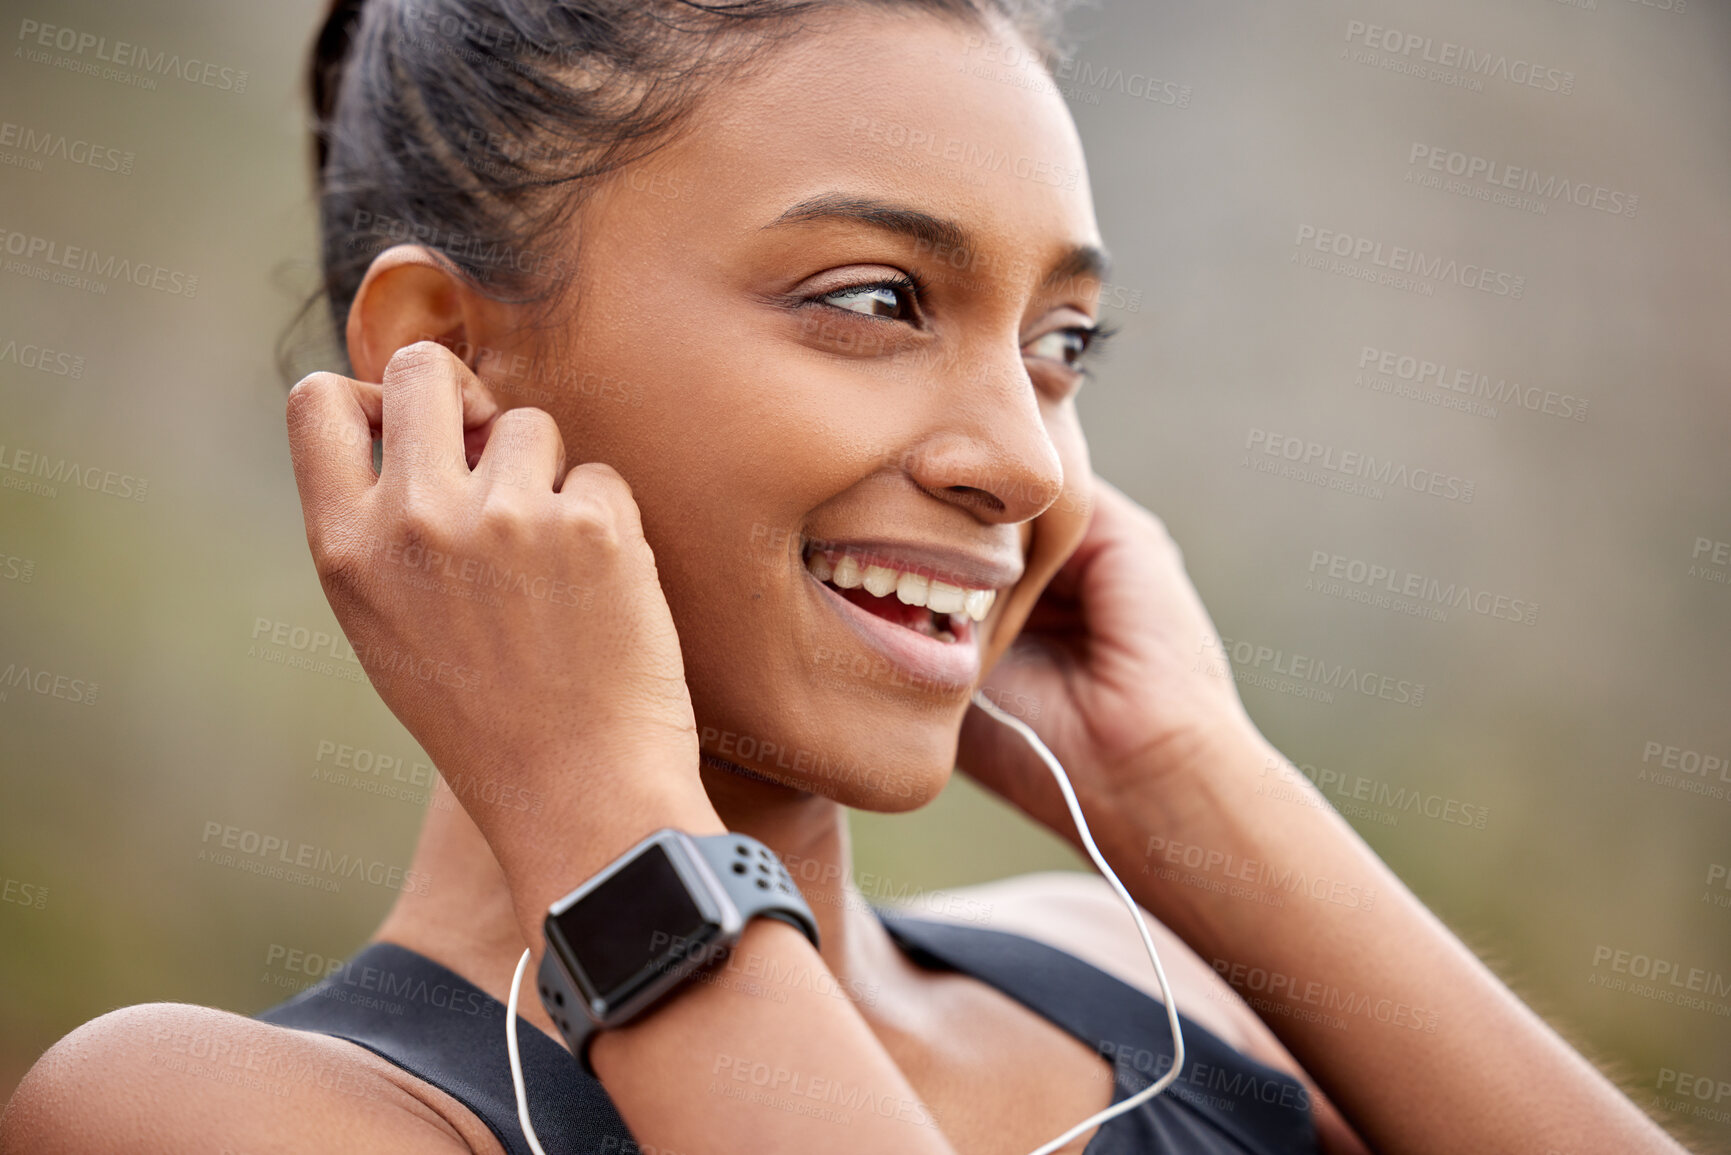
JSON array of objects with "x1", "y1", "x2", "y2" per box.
[{"x1": 805, "y1": 570, "x2": 982, "y2": 693}]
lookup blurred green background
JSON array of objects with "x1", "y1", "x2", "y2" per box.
[{"x1": 1, "y1": 0, "x2": 1728, "y2": 1148}]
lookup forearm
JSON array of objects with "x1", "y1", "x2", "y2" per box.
[
  {"x1": 1111, "y1": 733, "x2": 1685, "y2": 1155},
  {"x1": 595, "y1": 918, "x2": 953, "y2": 1153},
  {"x1": 480, "y1": 756, "x2": 957, "y2": 1155}
]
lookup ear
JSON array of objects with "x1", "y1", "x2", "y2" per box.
[
  {"x1": 346, "y1": 244, "x2": 512, "y2": 466},
  {"x1": 346, "y1": 244, "x2": 501, "y2": 384}
]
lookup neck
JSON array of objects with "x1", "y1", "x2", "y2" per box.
[{"x1": 373, "y1": 757, "x2": 902, "y2": 1022}]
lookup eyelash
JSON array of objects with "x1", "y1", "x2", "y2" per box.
[
  {"x1": 812, "y1": 276, "x2": 1114, "y2": 374},
  {"x1": 814, "y1": 274, "x2": 925, "y2": 322}
]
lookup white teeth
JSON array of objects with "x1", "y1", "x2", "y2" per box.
[
  {"x1": 861, "y1": 565, "x2": 899, "y2": 597},
  {"x1": 803, "y1": 547, "x2": 1000, "y2": 621},
  {"x1": 831, "y1": 553, "x2": 863, "y2": 588},
  {"x1": 926, "y1": 580, "x2": 966, "y2": 614},
  {"x1": 895, "y1": 571, "x2": 930, "y2": 605}
]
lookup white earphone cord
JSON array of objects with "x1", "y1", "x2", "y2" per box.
[{"x1": 506, "y1": 690, "x2": 1184, "y2": 1155}]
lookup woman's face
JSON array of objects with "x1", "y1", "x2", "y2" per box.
[{"x1": 487, "y1": 10, "x2": 1103, "y2": 810}]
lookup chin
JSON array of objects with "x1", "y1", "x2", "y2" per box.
[{"x1": 696, "y1": 699, "x2": 961, "y2": 814}]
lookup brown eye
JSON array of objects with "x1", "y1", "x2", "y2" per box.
[
  {"x1": 1024, "y1": 327, "x2": 1091, "y2": 368},
  {"x1": 821, "y1": 282, "x2": 914, "y2": 321}
]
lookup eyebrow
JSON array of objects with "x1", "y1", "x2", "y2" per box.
[{"x1": 767, "y1": 192, "x2": 1113, "y2": 289}]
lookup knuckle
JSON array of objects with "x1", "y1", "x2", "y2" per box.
[
  {"x1": 393, "y1": 488, "x2": 452, "y2": 548},
  {"x1": 475, "y1": 488, "x2": 536, "y2": 545},
  {"x1": 560, "y1": 494, "x2": 624, "y2": 552}
]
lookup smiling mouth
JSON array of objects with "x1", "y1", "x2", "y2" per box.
[{"x1": 802, "y1": 546, "x2": 997, "y2": 644}]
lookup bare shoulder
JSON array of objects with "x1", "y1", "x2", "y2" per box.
[{"x1": 0, "y1": 1001, "x2": 502, "y2": 1155}]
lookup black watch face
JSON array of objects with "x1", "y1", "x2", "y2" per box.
[{"x1": 550, "y1": 841, "x2": 718, "y2": 1010}]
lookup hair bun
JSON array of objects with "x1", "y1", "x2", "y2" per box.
[{"x1": 310, "y1": 0, "x2": 369, "y2": 173}]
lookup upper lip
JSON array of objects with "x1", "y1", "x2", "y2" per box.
[{"x1": 801, "y1": 536, "x2": 1024, "y2": 592}]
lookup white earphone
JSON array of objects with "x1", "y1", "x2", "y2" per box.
[{"x1": 505, "y1": 689, "x2": 1185, "y2": 1155}]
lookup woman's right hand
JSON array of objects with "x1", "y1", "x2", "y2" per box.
[{"x1": 284, "y1": 341, "x2": 720, "y2": 905}]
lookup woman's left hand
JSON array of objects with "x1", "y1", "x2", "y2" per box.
[{"x1": 956, "y1": 475, "x2": 1265, "y2": 856}]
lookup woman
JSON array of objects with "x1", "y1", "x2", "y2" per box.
[{"x1": 0, "y1": 1, "x2": 1691, "y2": 1152}]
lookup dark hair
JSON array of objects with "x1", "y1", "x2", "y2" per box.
[{"x1": 300, "y1": 0, "x2": 1077, "y2": 367}]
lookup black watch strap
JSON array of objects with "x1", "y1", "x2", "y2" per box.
[
  {"x1": 538, "y1": 831, "x2": 819, "y2": 1076},
  {"x1": 689, "y1": 832, "x2": 820, "y2": 944}
]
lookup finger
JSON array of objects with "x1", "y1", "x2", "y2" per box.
[
  {"x1": 560, "y1": 461, "x2": 642, "y2": 527},
  {"x1": 475, "y1": 407, "x2": 567, "y2": 495},
  {"x1": 285, "y1": 371, "x2": 382, "y2": 534},
  {"x1": 379, "y1": 341, "x2": 492, "y2": 482}
]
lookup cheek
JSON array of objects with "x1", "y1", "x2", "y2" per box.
[{"x1": 980, "y1": 421, "x2": 1091, "y2": 674}]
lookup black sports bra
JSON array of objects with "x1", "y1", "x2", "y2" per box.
[{"x1": 257, "y1": 909, "x2": 1320, "y2": 1154}]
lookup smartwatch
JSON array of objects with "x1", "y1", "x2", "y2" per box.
[{"x1": 536, "y1": 828, "x2": 820, "y2": 1075}]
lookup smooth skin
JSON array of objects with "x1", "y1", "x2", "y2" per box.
[{"x1": 0, "y1": 9, "x2": 1691, "y2": 1155}]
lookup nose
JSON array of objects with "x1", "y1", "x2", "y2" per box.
[{"x1": 899, "y1": 351, "x2": 1065, "y2": 526}]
